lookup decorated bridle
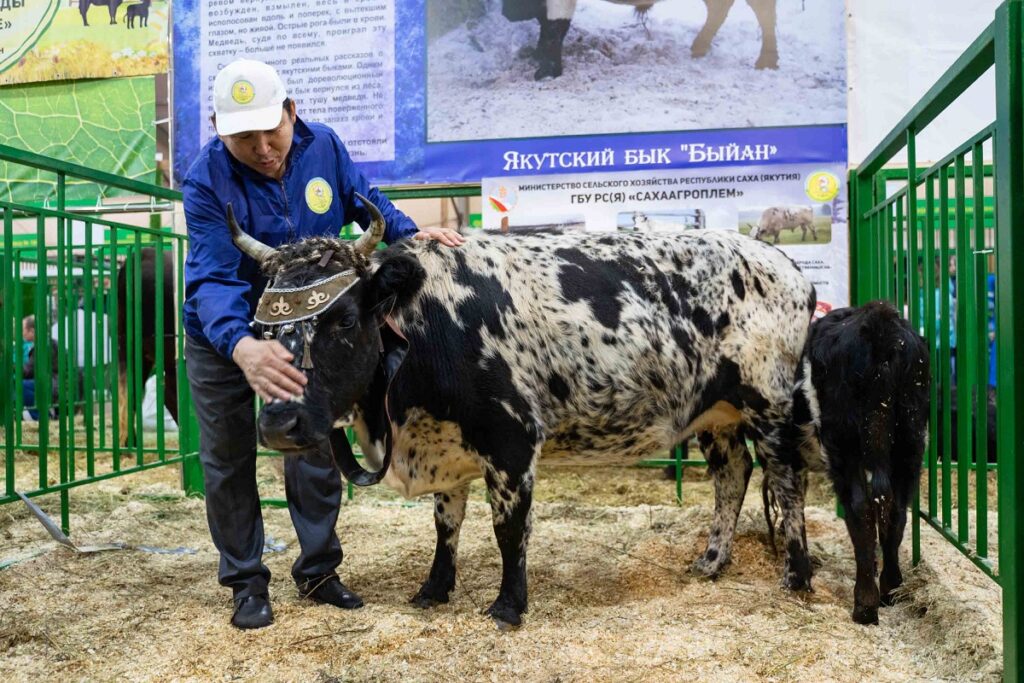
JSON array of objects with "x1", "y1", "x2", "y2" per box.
[{"x1": 228, "y1": 192, "x2": 402, "y2": 486}]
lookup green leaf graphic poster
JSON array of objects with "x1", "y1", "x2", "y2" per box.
[{"x1": 0, "y1": 76, "x2": 156, "y2": 204}]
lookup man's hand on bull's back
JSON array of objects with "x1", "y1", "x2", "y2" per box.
[
  {"x1": 414, "y1": 227, "x2": 465, "y2": 248},
  {"x1": 231, "y1": 336, "x2": 308, "y2": 402}
]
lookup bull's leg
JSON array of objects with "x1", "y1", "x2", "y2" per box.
[
  {"x1": 747, "y1": 0, "x2": 779, "y2": 69},
  {"x1": 412, "y1": 483, "x2": 470, "y2": 608},
  {"x1": 535, "y1": 1, "x2": 575, "y2": 80},
  {"x1": 758, "y1": 424, "x2": 813, "y2": 591},
  {"x1": 483, "y1": 463, "x2": 535, "y2": 628},
  {"x1": 108, "y1": 2, "x2": 118, "y2": 24},
  {"x1": 692, "y1": 428, "x2": 753, "y2": 578},
  {"x1": 692, "y1": 0, "x2": 736, "y2": 58},
  {"x1": 80, "y1": 1, "x2": 89, "y2": 26}
]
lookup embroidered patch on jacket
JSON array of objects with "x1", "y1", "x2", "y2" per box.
[{"x1": 305, "y1": 177, "x2": 333, "y2": 215}]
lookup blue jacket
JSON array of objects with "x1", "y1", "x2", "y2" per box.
[{"x1": 182, "y1": 118, "x2": 418, "y2": 359}]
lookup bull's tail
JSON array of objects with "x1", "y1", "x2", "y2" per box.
[{"x1": 761, "y1": 470, "x2": 779, "y2": 557}]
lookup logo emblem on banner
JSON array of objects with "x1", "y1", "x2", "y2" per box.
[
  {"x1": 487, "y1": 185, "x2": 518, "y2": 213},
  {"x1": 805, "y1": 171, "x2": 840, "y2": 202},
  {"x1": 305, "y1": 178, "x2": 333, "y2": 214},
  {"x1": 231, "y1": 80, "x2": 255, "y2": 105}
]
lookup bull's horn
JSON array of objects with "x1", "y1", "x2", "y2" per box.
[
  {"x1": 353, "y1": 192, "x2": 386, "y2": 257},
  {"x1": 227, "y1": 203, "x2": 277, "y2": 264}
]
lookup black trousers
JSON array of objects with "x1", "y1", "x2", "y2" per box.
[{"x1": 185, "y1": 335, "x2": 343, "y2": 600}]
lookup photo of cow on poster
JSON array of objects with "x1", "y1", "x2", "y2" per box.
[{"x1": 426, "y1": 0, "x2": 845, "y2": 142}]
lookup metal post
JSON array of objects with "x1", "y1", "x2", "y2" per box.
[{"x1": 994, "y1": 2, "x2": 1024, "y2": 680}]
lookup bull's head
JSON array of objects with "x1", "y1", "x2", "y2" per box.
[
  {"x1": 228, "y1": 194, "x2": 425, "y2": 466},
  {"x1": 749, "y1": 224, "x2": 762, "y2": 240}
]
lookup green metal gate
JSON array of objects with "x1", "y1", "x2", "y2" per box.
[
  {"x1": 850, "y1": 1, "x2": 1024, "y2": 678},
  {"x1": 0, "y1": 144, "x2": 199, "y2": 534}
]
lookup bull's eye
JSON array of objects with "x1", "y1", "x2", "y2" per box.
[{"x1": 337, "y1": 315, "x2": 357, "y2": 330}]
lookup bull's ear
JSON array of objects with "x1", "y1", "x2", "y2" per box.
[{"x1": 365, "y1": 251, "x2": 425, "y2": 317}]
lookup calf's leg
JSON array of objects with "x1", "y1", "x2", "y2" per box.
[{"x1": 837, "y1": 476, "x2": 880, "y2": 624}]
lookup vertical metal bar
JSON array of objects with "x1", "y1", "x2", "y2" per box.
[
  {"x1": 97, "y1": 244, "x2": 107, "y2": 452},
  {"x1": 3, "y1": 207, "x2": 14, "y2": 498},
  {"x1": 940, "y1": 163, "x2": 953, "y2": 530},
  {"x1": 55, "y1": 197, "x2": 69, "y2": 488},
  {"x1": 896, "y1": 195, "x2": 906, "y2": 312},
  {"x1": 34, "y1": 215, "x2": 49, "y2": 490},
  {"x1": 907, "y1": 131, "x2": 922, "y2": 566},
  {"x1": 954, "y1": 153, "x2": 972, "y2": 545},
  {"x1": 675, "y1": 443, "x2": 683, "y2": 505},
  {"x1": 83, "y1": 221, "x2": 95, "y2": 478},
  {"x1": 924, "y1": 173, "x2": 938, "y2": 521},
  {"x1": 177, "y1": 237, "x2": 204, "y2": 496},
  {"x1": 154, "y1": 235, "x2": 166, "y2": 460},
  {"x1": 13, "y1": 249, "x2": 24, "y2": 447},
  {"x1": 57, "y1": 174, "x2": 69, "y2": 534},
  {"x1": 994, "y1": 4, "x2": 1024, "y2": 678},
  {"x1": 973, "y1": 141, "x2": 989, "y2": 559},
  {"x1": 110, "y1": 231, "x2": 120, "y2": 467},
  {"x1": 132, "y1": 235, "x2": 144, "y2": 465}
]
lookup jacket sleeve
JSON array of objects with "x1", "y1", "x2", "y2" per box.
[
  {"x1": 330, "y1": 134, "x2": 419, "y2": 244},
  {"x1": 183, "y1": 178, "x2": 255, "y2": 359}
]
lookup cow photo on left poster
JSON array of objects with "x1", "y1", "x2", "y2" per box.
[{"x1": 426, "y1": 0, "x2": 846, "y2": 142}]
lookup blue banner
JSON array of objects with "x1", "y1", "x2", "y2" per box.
[{"x1": 173, "y1": 0, "x2": 847, "y2": 186}]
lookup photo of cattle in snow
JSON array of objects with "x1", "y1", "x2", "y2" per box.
[
  {"x1": 426, "y1": 0, "x2": 846, "y2": 141},
  {"x1": 739, "y1": 204, "x2": 832, "y2": 245}
]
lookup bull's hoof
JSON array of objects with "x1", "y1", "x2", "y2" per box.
[
  {"x1": 410, "y1": 582, "x2": 452, "y2": 609},
  {"x1": 755, "y1": 52, "x2": 779, "y2": 70},
  {"x1": 782, "y1": 565, "x2": 813, "y2": 592},
  {"x1": 852, "y1": 603, "x2": 879, "y2": 625},
  {"x1": 691, "y1": 549, "x2": 728, "y2": 579},
  {"x1": 690, "y1": 40, "x2": 711, "y2": 58},
  {"x1": 534, "y1": 61, "x2": 562, "y2": 80},
  {"x1": 485, "y1": 598, "x2": 524, "y2": 630}
]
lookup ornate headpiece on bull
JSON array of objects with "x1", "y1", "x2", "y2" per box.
[{"x1": 228, "y1": 193, "x2": 423, "y2": 485}]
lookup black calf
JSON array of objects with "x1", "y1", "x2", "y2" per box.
[{"x1": 794, "y1": 301, "x2": 929, "y2": 625}]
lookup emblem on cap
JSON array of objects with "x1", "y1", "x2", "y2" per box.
[
  {"x1": 305, "y1": 177, "x2": 333, "y2": 215},
  {"x1": 231, "y1": 80, "x2": 255, "y2": 105}
]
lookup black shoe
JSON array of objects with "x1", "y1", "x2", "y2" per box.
[
  {"x1": 299, "y1": 576, "x2": 364, "y2": 609},
  {"x1": 231, "y1": 594, "x2": 274, "y2": 629}
]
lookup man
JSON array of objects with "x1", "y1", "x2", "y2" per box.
[{"x1": 183, "y1": 58, "x2": 463, "y2": 630}]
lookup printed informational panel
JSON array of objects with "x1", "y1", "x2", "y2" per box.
[
  {"x1": 0, "y1": 0, "x2": 168, "y2": 86},
  {"x1": 173, "y1": 0, "x2": 846, "y2": 185},
  {"x1": 482, "y1": 163, "x2": 849, "y2": 312}
]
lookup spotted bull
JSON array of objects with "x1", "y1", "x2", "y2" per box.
[
  {"x1": 231, "y1": 196, "x2": 816, "y2": 628},
  {"x1": 505, "y1": 0, "x2": 779, "y2": 80}
]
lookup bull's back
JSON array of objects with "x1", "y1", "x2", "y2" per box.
[{"x1": 395, "y1": 231, "x2": 811, "y2": 461}]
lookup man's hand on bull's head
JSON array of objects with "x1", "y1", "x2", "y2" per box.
[
  {"x1": 413, "y1": 227, "x2": 465, "y2": 248},
  {"x1": 231, "y1": 336, "x2": 308, "y2": 402}
]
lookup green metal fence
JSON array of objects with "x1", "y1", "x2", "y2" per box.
[
  {"x1": 0, "y1": 143, "x2": 198, "y2": 534},
  {"x1": 850, "y1": 1, "x2": 1024, "y2": 678}
]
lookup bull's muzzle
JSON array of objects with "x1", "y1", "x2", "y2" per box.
[{"x1": 257, "y1": 400, "x2": 307, "y2": 451}]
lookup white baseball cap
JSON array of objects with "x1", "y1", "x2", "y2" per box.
[{"x1": 212, "y1": 59, "x2": 288, "y2": 136}]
